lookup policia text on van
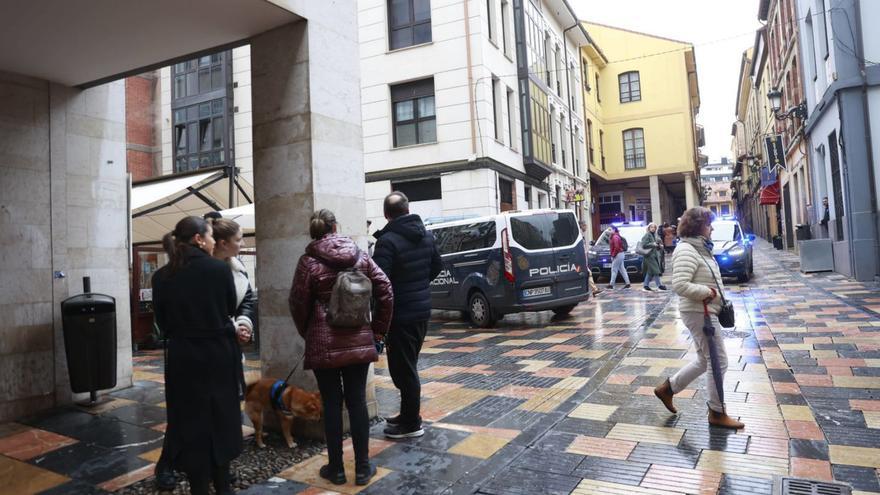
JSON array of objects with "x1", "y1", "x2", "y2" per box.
[{"x1": 427, "y1": 210, "x2": 590, "y2": 328}]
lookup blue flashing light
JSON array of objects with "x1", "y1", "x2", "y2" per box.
[{"x1": 610, "y1": 221, "x2": 646, "y2": 227}]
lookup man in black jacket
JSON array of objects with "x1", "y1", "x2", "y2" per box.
[{"x1": 373, "y1": 192, "x2": 443, "y2": 438}]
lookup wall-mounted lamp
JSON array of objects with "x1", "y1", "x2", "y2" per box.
[{"x1": 768, "y1": 88, "x2": 808, "y2": 121}]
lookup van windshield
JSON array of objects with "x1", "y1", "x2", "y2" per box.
[{"x1": 510, "y1": 212, "x2": 579, "y2": 250}]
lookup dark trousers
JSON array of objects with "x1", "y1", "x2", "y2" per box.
[
  {"x1": 313, "y1": 364, "x2": 370, "y2": 468},
  {"x1": 386, "y1": 320, "x2": 428, "y2": 426}
]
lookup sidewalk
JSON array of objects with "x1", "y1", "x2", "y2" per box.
[{"x1": 1, "y1": 240, "x2": 878, "y2": 494}]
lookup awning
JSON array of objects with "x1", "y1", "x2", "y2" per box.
[
  {"x1": 218, "y1": 203, "x2": 255, "y2": 231},
  {"x1": 131, "y1": 167, "x2": 253, "y2": 244},
  {"x1": 759, "y1": 181, "x2": 780, "y2": 205}
]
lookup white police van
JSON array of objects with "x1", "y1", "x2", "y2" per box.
[{"x1": 427, "y1": 209, "x2": 589, "y2": 328}]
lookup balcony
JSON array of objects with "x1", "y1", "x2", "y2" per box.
[{"x1": 624, "y1": 153, "x2": 646, "y2": 170}]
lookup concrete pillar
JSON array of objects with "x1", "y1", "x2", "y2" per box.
[
  {"x1": 251, "y1": 15, "x2": 373, "y2": 429},
  {"x1": 49, "y1": 81, "x2": 132, "y2": 406},
  {"x1": 649, "y1": 175, "x2": 661, "y2": 224},
  {"x1": 684, "y1": 172, "x2": 696, "y2": 209}
]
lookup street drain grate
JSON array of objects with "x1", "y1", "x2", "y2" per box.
[{"x1": 773, "y1": 476, "x2": 852, "y2": 495}]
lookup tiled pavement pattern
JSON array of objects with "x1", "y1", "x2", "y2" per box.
[{"x1": 1, "y1": 239, "x2": 878, "y2": 494}]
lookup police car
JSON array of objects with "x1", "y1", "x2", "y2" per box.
[
  {"x1": 587, "y1": 222, "x2": 648, "y2": 280},
  {"x1": 428, "y1": 209, "x2": 590, "y2": 328},
  {"x1": 711, "y1": 216, "x2": 756, "y2": 282}
]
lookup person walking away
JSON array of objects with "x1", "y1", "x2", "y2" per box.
[
  {"x1": 606, "y1": 227, "x2": 631, "y2": 290},
  {"x1": 579, "y1": 221, "x2": 602, "y2": 295},
  {"x1": 289, "y1": 209, "x2": 393, "y2": 485},
  {"x1": 653, "y1": 207, "x2": 744, "y2": 429},
  {"x1": 372, "y1": 192, "x2": 443, "y2": 439},
  {"x1": 152, "y1": 216, "x2": 248, "y2": 494},
  {"x1": 641, "y1": 223, "x2": 667, "y2": 291}
]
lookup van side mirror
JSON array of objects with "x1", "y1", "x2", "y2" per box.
[{"x1": 589, "y1": 240, "x2": 595, "y2": 246}]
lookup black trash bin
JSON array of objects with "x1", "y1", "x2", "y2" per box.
[
  {"x1": 796, "y1": 224, "x2": 812, "y2": 241},
  {"x1": 61, "y1": 277, "x2": 117, "y2": 402},
  {"x1": 772, "y1": 236, "x2": 784, "y2": 250}
]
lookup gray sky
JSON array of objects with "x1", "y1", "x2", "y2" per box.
[{"x1": 570, "y1": 0, "x2": 762, "y2": 162}]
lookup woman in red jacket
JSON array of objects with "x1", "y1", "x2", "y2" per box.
[{"x1": 289, "y1": 209, "x2": 393, "y2": 486}]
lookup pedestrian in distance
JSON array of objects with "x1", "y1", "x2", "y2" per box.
[
  {"x1": 606, "y1": 227, "x2": 631, "y2": 290},
  {"x1": 372, "y1": 191, "x2": 443, "y2": 439},
  {"x1": 289, "y1": 209, "x2": 394, "y2": 486},
  {"x1": 152, "y1": 216, "x2": 247, "y2": 495},
  {"x1": 653, "y1": 207, "x2": 744, "y2": 429},
  {"x1": 663, "y1": 222, "x2": 676, "y2": 254},
  {"x1": 579, "y1": 221, "x2": 602, "y2": 295},
  {"x1": 640, "y1": 223, "x2": 667, "y2": 291}
]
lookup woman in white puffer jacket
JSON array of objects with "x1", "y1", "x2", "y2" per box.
[{"x1": 653, "y1": 207, "x2": 744, "y2": 429}]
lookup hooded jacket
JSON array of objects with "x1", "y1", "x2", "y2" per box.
[
  {"x1": 372, "y1": 214, "x2": 443, "y2": 323},
  {"x1": 289, "y1": 235, "x2": 393, "y2": 370}
]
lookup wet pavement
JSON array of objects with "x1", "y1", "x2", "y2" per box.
[{"x1": 2, "y1": 240, "x2": 879, "y2": 494}]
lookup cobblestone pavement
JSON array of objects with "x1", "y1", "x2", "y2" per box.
[{"x1": 2, "y1": 240, "x2": 879, "y2": 494}]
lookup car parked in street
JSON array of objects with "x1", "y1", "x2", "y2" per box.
[
  {"x1": 587, "y1": 222, "x2": 647, "y2": 280},
  {"x1": 427, "y1": 209, "x2": 590, "y2": 328},
  {"x1": 711, "y1": 216, "x2": 756, "y2": 282}
]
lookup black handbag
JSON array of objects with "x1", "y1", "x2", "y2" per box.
[{"x1": 700, "y1": 253, "x2": 735, "y2": 328}]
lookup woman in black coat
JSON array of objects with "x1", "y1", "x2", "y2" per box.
[{"x1": 152, "y1": 216, "x2": 245, "y2": 495}]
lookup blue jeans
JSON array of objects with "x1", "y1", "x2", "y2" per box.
[
  {"x1": 644, "y1": 273, "x2": 663, "y2": 288},
  {"x1": 609, "y1": 253, "x2": 630, "y2": 287}
]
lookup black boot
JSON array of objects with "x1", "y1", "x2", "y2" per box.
[
  {"x1": 319, "y1": 464, "x2": 347, "y2": 485},
  {"x1": 355, "y1": 461, "x2": 377, "y2": 486},
  {"x1": 154, "y1": 461, "x2": 177, "y2": 491},
  {"x1": 212, "y1": 464, "x2": 234, "y2": 495}
]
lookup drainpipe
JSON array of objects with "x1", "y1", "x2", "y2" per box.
[
  {"x1": 563, "y1": 23, "x2": 579, "y2": 181},
  {"x1": 464, "y1": 0, "x2": 477, "y2": 155},
  {"x1": 853, "y1": 0, "x2": 880, "y2": 280}
]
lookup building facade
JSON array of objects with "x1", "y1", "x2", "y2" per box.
[
  {"x1": 794, "y1": 0, "x2": 879, "y2": 281},
  {"x1": 701, "y1": 159, "x2": 736, "y2": 217},
  {"x1": 731, "y1": 30, "x2": 783, "y2": 243},
  {"x1": 358, "y1": 0, "x2": 590, "y2": 231},
  {"x1": 581, "y1": 23, "x2": 703, "y2": 238}
]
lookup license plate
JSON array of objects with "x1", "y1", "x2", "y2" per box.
[
  {"x1": 523, "y1": 286, "x2": 551, "y2": 297},
  {"x1": 602, "y1": 263, "x2": 612, "y2": 268}
]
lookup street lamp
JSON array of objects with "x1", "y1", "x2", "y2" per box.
[{"x1": 767, "y1": 88, "x2": 808, "y2": 121}]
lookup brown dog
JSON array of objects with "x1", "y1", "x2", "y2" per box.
[{"x1": 244, "y1": 377, "x2": 322, "y2": 448}]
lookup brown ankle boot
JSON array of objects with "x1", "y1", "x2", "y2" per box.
[
  {"x1": 708, "y1": 409, "x2": 745, "y2": 429},
  {"x1": 653, "y1": 379, "x2": 677, "y2": 414}
]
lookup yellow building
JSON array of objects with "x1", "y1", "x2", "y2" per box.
[{"x1": 580, "y1": 23, "x2": 702, "y2": 238}]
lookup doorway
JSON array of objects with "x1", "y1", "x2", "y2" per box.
[{"x1": 783, "y1": 183, "x2": 794, "y2": 248}]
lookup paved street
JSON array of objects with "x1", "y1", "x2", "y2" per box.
[{"x1": 2, "y1": 240, "x2": 879, "y2": 495}]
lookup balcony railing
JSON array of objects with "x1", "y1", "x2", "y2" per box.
[{"x1": 624, "y1": 153, "x2": 646, "y2": 170}]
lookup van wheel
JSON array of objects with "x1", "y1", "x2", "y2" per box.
[
  {"x1": 468, "y1": 292, "x2": 496, "y2": 328},
  {"x1": 552, "y1": 305, "x2": 576, "y2": 316}
]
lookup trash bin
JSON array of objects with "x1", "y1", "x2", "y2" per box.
[
  {"x1": 61, "y1": 277, "x2": 117, "y2": 402},
  {"x1": 795, "y1": 224, "x2": 812, "y2": 241},
  {"x1": 772, "y1": 236, "x2": 784, "y2": 250}
]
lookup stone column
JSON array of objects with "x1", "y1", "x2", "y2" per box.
[
  {"x1": 251, "y1": 14, "x2": 372, "y2": 434},
  {"x1": 649, "y1": 175, "x2": 661, "y2": 224},
  {"x1": 49, "y1": 81, "x2": 132, "y2": 404},
  {"x1": 684, "y1": 172, "x2": 696, "y2": 209}
]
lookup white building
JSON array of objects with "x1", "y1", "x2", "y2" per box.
[{"x1": 358, "y1": 0, "x2": 590, "y2": 230}]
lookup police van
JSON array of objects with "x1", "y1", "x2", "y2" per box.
[{"x1": 427, "y1": 209, "x2": 589, "y2": 328}]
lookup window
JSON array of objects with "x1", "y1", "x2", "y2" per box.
[
  {"x1": 171, "y1": 52, "x2": 231, "y2": 173},
  {"x1": 582, "y1": 58, "x2": 590, "y2": 91},
  {"x1": 391, "y1": 78, "x2": 436, "y2": 147},
  {"x1": 499, "y1": 177, "x2": 514, "y2": 211},
  {"x1": 569, "y1": 62, "x2": 577, "y2": 108},
  {"x1": 719, "y1": 190, "x2": 727, "y2": 197},
  {"x1": 434, "y1": 221, "x2": 496, "y2": 255},
  {"x1": 818, "y1": 0, "x2": 829, "y2": 59},
  {"x1": 618, "y1": 71, "x2": 641, "y2": 103},
  {"x1": 500, "y1": 0, "x2": 511, "y2": 56},
  {"x1": 559, "y1": 118, "x2": 567, "y2": 169},
  {"x1": 391, "y1": 177, "x2": 441, "y2": 201},
  {"x1": 510, "y1": 211, "x2": 579, "y2": 250},
  {"x1": 595, "y1": 73, "x2": 601, "y2": 102},
  {"x1": 507, "y1": 87, "x2": 516, "y2": 148},
  {"x1": 555, "y1": 45, "x2": 563, "y2": 96},
  {"x1": 486, "y1": 0, "x2": 495, "y2": 43},
  {"x1": 623, "y1": 128, "x2": 646, "y2": 169},
  {"x1": 721, "y1": 204, "x2": 731, "y2": 215},
  {"x1": 492, "y1": 77, "x2": 502, "y2": 141},
  {"x1": 549, "y1": 105, "x2": 557, "y2": 163},
  {"x1": 599, "y1": 130, "x2": 606, "y2": 171},
  {"x1": 524, "y1": 185, "x2": 532, "y2": 209},
  {"x1": 587, "y1": 119, "x2": 594, "y2": 165},
  {"x1": 389, "y1": 0, "x2": 432, "y2": 50},
  {"x1": 544, "y1": 34, "x2": 552, "y2": 86},
  {"x1": 528, "y1": 82, "x2": 552, "y2": 165},
  {"x1": 805, "y1": 10, "x2": 818, "y2": 81}
]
